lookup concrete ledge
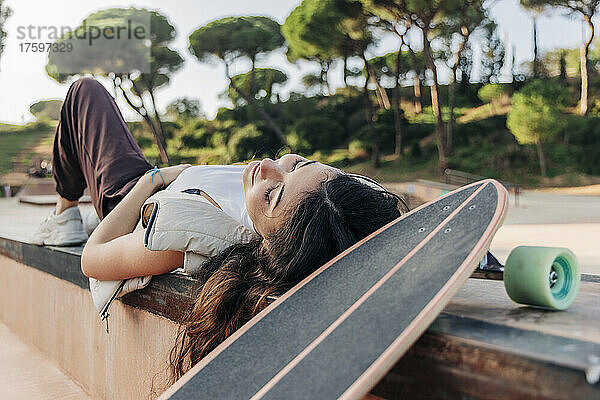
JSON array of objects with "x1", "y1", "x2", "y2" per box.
[
  {"x1": 0, "y1": 236, "x2": 203, "y2": 323},
  {"x1": 1, "y1": 236, "x2": 599, "y2": 399},
  {"x1": 373, "y1": 319, "x2": 600, "y2": 399},
  {"x1": 0, "y1": 254, "x2": 177, "y2": 399}
]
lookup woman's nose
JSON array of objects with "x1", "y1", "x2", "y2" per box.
[{"x1": 260, "y1": 158, "x2": 284, "y2": 181}]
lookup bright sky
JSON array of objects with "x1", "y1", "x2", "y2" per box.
[{"x1": 0, "y1": 0, "x2": 592, "y2": 124}]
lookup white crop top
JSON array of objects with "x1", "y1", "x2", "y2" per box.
[{"x1": 165, "y1": 165, "x2": 256, "y2": 233}]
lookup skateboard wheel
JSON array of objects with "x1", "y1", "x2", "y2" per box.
[{"x1": 504, "y1": 246, "x2": 580, "y2": 310}]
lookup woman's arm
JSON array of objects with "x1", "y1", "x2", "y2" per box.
[{"x1": 81, "y1": 165, "x2": 190, "y2": 280}]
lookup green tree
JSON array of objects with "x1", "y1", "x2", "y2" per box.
[
  {"x1": 507, "y1": 80, "x2": 570, "y2": 176},
  {"x1": 520, "y1": 0, "x2": 548, "y2": 78},
  {"x1": 341, "y1": 1, "x2": 382, "y2": 167},
  {"x1": 0, "y1": 0, "x2": 12, "y2": 69},
  {"x1": 369, "y1": 0, "x2": 458, "y2": 171},
  {"x1": 438, "y1": 0, "x2": 488, "y2": 155},
  {"x1": 363, "y1": 2, "x2": 426, "y2": 114},
  {"x1": 282, "y1": 0, "x2": 347, "y2": 93},
  {"x1": 361, "y1": 0, "x2": 407, "y2": 156},
  {"x1": 226, "y1": 68, "x2": 287, "y2": 105},
  {"x1": 228, "y1": 123, "x2": 269, "y2": 162},
  {"x1": 235, "y1": 17, "x2": 284, "y2": 98},
  {"x1": 289, "y1": 115, "x2": 345, "y2": 153},
  {"x1": 166, "y1": 98, "x2": 203, "y2": 121},
  {"x1": 413, "y1": 0, "x2": 451, "y2": 170},
  {"x1": 545, "y1": 0, "x2": 600, "y2": 115},
  {"x1": 284, "y1": 0, "x2": 381, "y2": 166},
  {"x1": 189, "y1": 16, "x2": 289, "y2": 148},
  {"x1": 30, "y1": 100, "x2": 62, "y2": 121},
  {"x1": 367, "y1": 51, "x2": 420, "y2": 155},
  {"x1": 46, "y1": 8, "x2": 184, "y2": 165},
  {"x1": 478, "y1": 21, "x2": 506, "y2": 83}
]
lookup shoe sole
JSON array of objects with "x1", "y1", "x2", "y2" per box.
[{"x1": 30, "y1": 232, "x2": 88, "y2": 247}]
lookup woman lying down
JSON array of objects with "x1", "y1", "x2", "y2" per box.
[{"x1": 30, "y1": 77, "x2": 407, "y2": 383}]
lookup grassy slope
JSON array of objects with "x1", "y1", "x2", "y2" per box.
[
  {"x1": 3, "y1": 91, "x2": 598, "y2": 190},
  {"x1": 313, "y1": 100, "x2": 600, "y2": 188},
  {"x1": 0, "y1": 123, "x2": 56, "y2": 174}
]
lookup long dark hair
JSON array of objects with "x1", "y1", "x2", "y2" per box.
[{"x1": 168, "y1": 173, "x2": 407, "y2": 381}]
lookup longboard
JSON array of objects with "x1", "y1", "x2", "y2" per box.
[{"x1": 161, "y1": 179, "x2": 511, "y2": 399}]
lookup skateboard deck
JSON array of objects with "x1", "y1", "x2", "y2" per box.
[{"x1": 161, "y1": 179, "x2": 508, "y2": 400}]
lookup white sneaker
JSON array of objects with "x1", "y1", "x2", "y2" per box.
[
  {"x1": 82, "y1": 209, "x2": 101, "y2": 236},
  {"x1": 30, "y1": 206, "x2": 89, "y2": 246}
]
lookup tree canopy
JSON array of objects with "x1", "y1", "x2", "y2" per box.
[
  {"x1": 507, "y1": 80, "x2": 570, "y2": 145},
  {"x1": 283, "y1": 0, "x2": 373, "y2": 91},
  {"x1": 30, "y1": 100, "x2": 62, "y2": 121},
  {"x1": 368, "y1": 51, "x2": 425, "y2": 87},
  {"x1": 46, "y1": 7, "x2": 184, "y2": 164},
  {"x1": 189, "y1": 16, "x2": 283, "y2": 66},
  {"x1": 226, "y1": 68, "x2": 288, "y2": 105},
  {"x1": 282, "y1": 0, "x2": 354, "y2": 63},
  {"x1": 507, "y1": 80, "x2": 570, "y2": 175},
  {"x1": 189, "y1": 16, "x2": 289, "y2": 149},
  {"x1": 166, "y1": 98, "x2": 203, "y2": 120}
]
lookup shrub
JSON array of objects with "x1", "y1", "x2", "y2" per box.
[
  {"x1": 180, "y1": 128, "x2": 212, "y2": 149},
  {"x1": 453, "y1": 115, "x2": 509, "y2": 148},
  {"x1": 161, "y1": 121, "x2": 180, "y2": 140},
  {"x1": 287, "y1": 132, "x2": 312, "y2": 154},
  {"x1": 288, "y1": 115, "x2": 345, "y2": 153},
  {"x1": 211, "y1": 131, "x2": 229, "y2": 148},
  {"x1": 135, "y1": 135, "x2": 154, "y2": 149},
  {"x1": 30, "y1": 100, "x2": 62, "y2": 121},
  {"x1": 506, "y1": 80, "x2": 570, "y2": 175},
  {"x1": 227, "y1": 124, "x2": 269, "y2": 162},
  {"x1": 175, "y1": 119, "x2": 213, "y2": 149},
  {"x1": 565, "y1": 115, "x2": 600, "y2": 174},
  {"x1": 348, "y1": 139, "x2": 369, "y2": 159},
  {"x1": 477, "y1": 83, "x2": 512, "y2": 103}
]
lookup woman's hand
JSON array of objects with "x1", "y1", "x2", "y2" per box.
[
  {"x1": 142, "y1": 164, "x2": 192, "y2": 190},
  {"x1": 159, "y1": 164, "x2": 192, "y2": 186},
  {"x1": 82, "y1": 164, "x2": 192, "y2": 280}
]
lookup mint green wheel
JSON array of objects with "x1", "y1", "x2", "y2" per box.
[{"x1": 504, "y1": 246, "x2": 580, "y2": 310}]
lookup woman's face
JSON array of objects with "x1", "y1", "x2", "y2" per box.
[{"x1": 242, "y1": 154, "x2": 338, "y2": 237}]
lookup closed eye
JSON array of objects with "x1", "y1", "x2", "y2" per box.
[
  {"x1": 265, "y1": 185, "x2": 278, "y2": 202},
  {"x1": 291, "y1": 159, "x2": 303, "y2": 170},
  {"x1": 271, "y1": 160, "x2": 317, "y2": 210},
  {"x1": 265, "y1": 160, "x2": 304, "y2": 204}
]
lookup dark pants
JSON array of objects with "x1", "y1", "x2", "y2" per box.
[{"x1": 53, "y1": 78, "x2": 152, "y2": 219}]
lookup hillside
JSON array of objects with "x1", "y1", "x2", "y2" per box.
[{"x1": 2, "y1": 81, "x2": 600, "y2": 193}]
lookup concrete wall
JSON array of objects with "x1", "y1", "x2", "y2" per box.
[{"x1": 0, "y1": 254, "x2": 179, "y2": 399}]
